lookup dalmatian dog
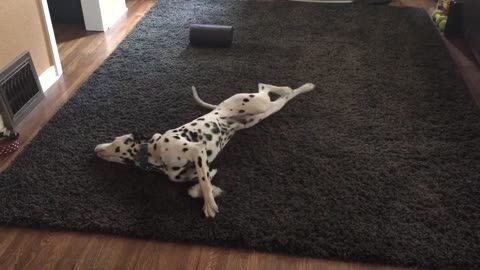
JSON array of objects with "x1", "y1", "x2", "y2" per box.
[{"x1": 95, "y1": 83, "x2": 315, "y2": 218}]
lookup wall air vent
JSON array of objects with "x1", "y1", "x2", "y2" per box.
[{"x1": 0, "y1": 52, "x2": 44, "y2": 130}]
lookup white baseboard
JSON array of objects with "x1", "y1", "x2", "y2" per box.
[{"x1": 39, "y1": 66, "x2": 60, "y2": 92}]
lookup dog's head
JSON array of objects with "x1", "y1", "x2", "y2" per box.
[{"x1": 95, "y1": 132, "x2": 148, "y2": 164}]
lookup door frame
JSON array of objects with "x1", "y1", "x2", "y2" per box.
[{"x1": 38, "y1": 0, "x2": 63, "y2": 92}]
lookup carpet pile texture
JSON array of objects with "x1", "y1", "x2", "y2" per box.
[{"x1": 1, "y1": 1, "x2": 479, "y2": 268}]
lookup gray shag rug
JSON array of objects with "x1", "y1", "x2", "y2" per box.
[{"x1": 1, "y1": 1, "x2": 480, "y2": 268}]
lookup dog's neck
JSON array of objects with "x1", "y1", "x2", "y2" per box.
[{"x1": 128, "y1": 133, "x2": 162, "y2": 171}]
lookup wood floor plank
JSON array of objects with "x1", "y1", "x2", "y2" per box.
[{"x1": 0, "y1": 0, "x2": 478, "y2": 269}]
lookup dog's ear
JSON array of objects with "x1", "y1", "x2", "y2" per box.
[
  {"x1": 131, "y1": 131, "x2": 155, "y2": 143},
  {"x1": 131, "y1": 131, "x2": 148, "y2": 143}
]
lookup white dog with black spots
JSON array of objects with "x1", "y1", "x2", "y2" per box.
[{"x1": 95, "y1": 83, "x2": 315, "y2": 217}]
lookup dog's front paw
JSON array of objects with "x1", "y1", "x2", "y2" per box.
[{"x1": 203, "y1": 200, "x2": 219, "y2": 218}]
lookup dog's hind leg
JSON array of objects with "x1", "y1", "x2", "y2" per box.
[
  {"x1": 290, "y1": 83, "x2": 316, "y2": 96},
  {"x1": 258, "y1": 83, "x2": 293, "y2": 96},
  {"x1": 242, "y1": 83, "x2": 315, "y2": 129}
]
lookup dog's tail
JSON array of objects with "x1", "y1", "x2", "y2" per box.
[{"x1": 192, "y1": 86, "x2": 217, "y2": 109}]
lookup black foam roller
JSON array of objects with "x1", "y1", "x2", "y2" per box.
[{"x1": 189, "y1": 24, "x2": 234, "y2": 47}]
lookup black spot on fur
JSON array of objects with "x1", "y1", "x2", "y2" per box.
[
  {"x1": 239, "y1": 110, "x2": 245, "y2": 113},
  {"x1": 172, "y1": 167, "x2": 180, "y2": 171},
  {"x1": 189, "y1": 131, "x2": 199, "y2": 142},
  {"x1": 198, "y1": 135, "x2": 203, "y2": 140},
  {"x1": 197, "y1": 157, "x2": 202, "y2": 168},
  {"x1": 220, "y1": 117, "x2": 226, "y2": 119},
  {"x1": 115, "y1": 147, "x2": 120, "y2": 153},
  {"x1": 148, "y1": 139, "x2": 154, "y2": 143},
  {"x1": 205, "y1": 123, "x2": 210, "y2": 128},
  {"x1": 198, "y1": 129, "x2": 202, "y2": 133},
  {"x1": 197, "y1": 118, "x2": 205, "y2": 121},
  {"x1": 249, "y1": 94, "x2": 254, "y2": 97},
  {"x1": 174, "y1": 136, "x2": 180, "y2": 140},
  {"x1": 183, "y1": 148, "x2": 188, "y2": 152},
  {"x1": 207, "y1": 150, "x2": 212, "y2": 156},
  {"x1": 201, "y1": 177, "x2": 205, "y2": 181},
  {"x1": 183, "y1": 143, "x2": 187, "y2": 145},
  {"x1": 243, "y1": 98, "x2": 249, "y2": 102},
  {"x1": 127, "y1": 149, "x2": 133, "y2": 155},
  {"x1": 212, "y1": 127, "x2": 220, "y2": 134},
  {"x1": 153, "y1": 144, "x2": 157, "y2": 150},
  {"x1": 204, "y1": 134, "x2": 213, "y2": 141},
  {"x1": 164, "y1": 138, "x2": 169, "y2": 143},
  {"x1": 214, "y1": 112, "x2": 218, "y2": 115},
  {"x1": 177, "y1": 157, "x2": 181, "y2": 160},
  {"x1": 191, "y1": 123, "x2": 197, "y2": 126}
]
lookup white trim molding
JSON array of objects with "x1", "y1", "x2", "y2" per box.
[
  {"x1": 39, "y1": 65, "x2": 60, "y2": 92},
  {"x1": 80, "y1": 0, "x2": 128, "y2": 32},
  {"x1": 39, "y1": 0, "x2": 63, "y2": 91}
]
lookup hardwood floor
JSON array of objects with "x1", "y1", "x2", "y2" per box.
[
  {"x1": 391, "y1": 0, "x2": 480, "y2": 102},
  {"x1": 0, "y1": 0, "x2": 478, "y2": 269}
]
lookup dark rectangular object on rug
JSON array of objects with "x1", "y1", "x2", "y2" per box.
[{"x1": 0, "y1": 1, "x2": 479, "y2": 269}]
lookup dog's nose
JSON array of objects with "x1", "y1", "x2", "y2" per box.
[{"x1": 95, "y1": 145, "x2": 106, "y2": 155}]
